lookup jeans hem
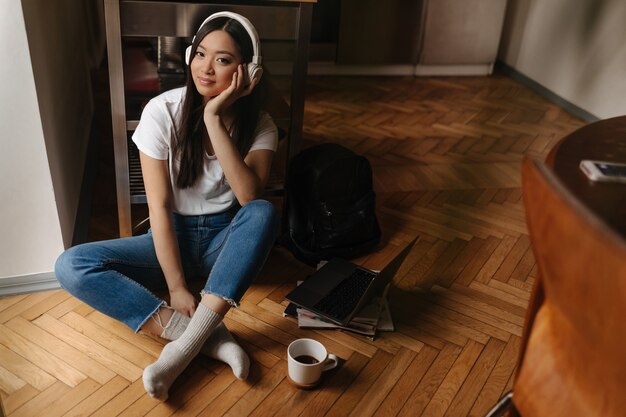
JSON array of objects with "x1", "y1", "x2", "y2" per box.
[
  {"x1": 135, "y1": 300, "x2": 166, "y2": 333},
  {"x1": 200, "y1": 290, "x2": 239, "y2": 308}
]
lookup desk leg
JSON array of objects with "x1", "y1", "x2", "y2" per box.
[
  {"x1": 104, "y1": 0, "x2": 132, "y2": 237},
  {"x1": 288, "y1": 3, "x2": 313, "y2": 161}
]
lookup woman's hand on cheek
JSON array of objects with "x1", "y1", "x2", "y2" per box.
[{"x1": 204, "y1": 65, "x2": 250, "y2": 121}]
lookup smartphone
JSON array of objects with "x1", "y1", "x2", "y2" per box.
[{"x1": 579, "y1": 160, "x2": 626, "y2": 183}]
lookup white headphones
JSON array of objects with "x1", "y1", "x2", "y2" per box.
[{"x1": 185, "y1": 11, "x2": 263, "y2": 84}]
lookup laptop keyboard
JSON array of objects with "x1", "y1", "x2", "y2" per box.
[{"x1": 312, "y1": 268, "x2": 377, "y2": 321}]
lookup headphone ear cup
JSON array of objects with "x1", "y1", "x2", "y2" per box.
[
  {"x1": 247, "y1": 63, "x2": 263, "y2": 85},
  {"x1": 185, "y1": 45, "x2": 192, "y2": 65}
]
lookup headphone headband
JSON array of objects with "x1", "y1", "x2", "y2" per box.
[{"x1": 187, "y1": 11, "x2": 262, "y2": 66}]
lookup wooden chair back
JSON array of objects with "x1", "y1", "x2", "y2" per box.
[{"x1": 514, "y1": 158, "x2": 626, "y2": 416}]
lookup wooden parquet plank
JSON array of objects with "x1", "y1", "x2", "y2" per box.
[
  {"x1": 247, "y1": 378, "x2": 302, "y2": 417},
  {"x1": 59, "y1": 311, "x2": 156, "y2": 368},
  {"x1": 275, "y1": 381, "x2": 324, "y2": 417},
  {"x1": 295, "y1": 352, "x2": 370, "y2": 417},
  {"x1": 0, "y1": 292, "x2": 60, "y2": 324},
  {"x1": 420, "y1": 238, "x2": 468, "y2": 288},
  {"x1": 32, "y1": 315, "x2": 143, "y2": 382},
  {"x1": 485, "y1": 280, "x2": 531, "y2": 302},
  {"x1": 507, "y1": 278, "x2": 534, "y2": 293},
  {"x1": 379, "y1": 328, "x2": 425, "y2": 353},
  {"x1": 394, "y1": 322, "x2": 448, "y2": 350},
  {"x1": 393, "y1": 290, "x2": 504, "y2": 344},
  {"x1": 438, "y1": 238, "x2": 489, "y2": 287},
  {"x1": 469, "y1": 282, "x2": 528, "y2": 309},
  {"x1": 0, "y1": 344, "x2": 55, "y2": 391},
  {"x1": 348, "y1": 347, "x2": 417, "y2": 417},
  {"x1": 425, "y1": 288, "x2": 523, "y2": 336},
  {"x1": 10, "y1": 380, "x2": 70, "y2": 417},
  {"x1": 474, "y1": 235, "x2": 518, "y2": 284},
  {"x1": 443, "y1": 338, "x2": 506, "y2": 417},
  {"x1": 450, "y1": 284, "x2": 527, "y2": 318},
  {"x1": 86, "y1": 310, "x2": 164, "y2": 357},
  {"x1": 223, "y1": 361, "x2": 286, "y2": 417},
  {"x1": 0, "y1": 367, "x2": 25, "y2": 395},
  {"x1": 420, "y1": 340, "x2": 485, "y2": 417},
  {"x1": 392, "y1": 237, "x2": 432, "y2": 285},
  {"x1": 0, "y1": 295, "x2": 27, "y2": 316},
  {"x1": 44, "y1": 378, "x2": 101, "y2": 417},
  {"x1": 434, "y1": 203, "x2": 520, "y2": 239},
  {"x1": 431, "y1": 285, "x2": 524, "y2": 327},
  {"x1": 392, "y1": 295, "x2": 470, "y2": 347},
  {"x1": 374, "y1": 345, "x2": 439, "y2": 417},
  {"x1": 453, "y1": 236, "x2": 501, "y2": 287},
  {"x1": 195, "y1": 362, "x2": 273, "y2": 417},
  {"x1": 17, "y1": 290, "x2": 70, "y2": 321},
  {"x1": 62, "y1": 375, "x2": 130, "y2": 417},
  {"x1": 69, "y1": 301, "x2": 94, "y2": 317},
  {"x1": 0, "y1": 384, "x2": 39, "y2": 416},
  {"x1": 449, "y1": 203, "x2": 528, "y2": 236},
  {"x1": 5, "y1": 317, "x2": 116, "y2": 385},
  {"x1": 396, "y1": 344, "x2": 462, "y2": 417},
  {"x1": 468, "y1": 336, "x2": 520, "y2": 417},
  {"x1": 0, "y1": 323, "x2": 86, "y2": 387},
  {"x1": 324, "y1": 349, "x2": 393, "y2": 417},
  {"x1": 89, "y1": 378, "x2": 147, "y2": 417},
  {"x1": 508, "y1": 247, "x2": 536, "y2": 283},
  {"x1": 399, "y1": 239, "x2": 450, "y2": 288},
  {"x1": 46, "y1": 297, "x2": 85, "y2": 319}
]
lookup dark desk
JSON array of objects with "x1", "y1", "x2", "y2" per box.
[{"x1": 547, "y1": 116, "x2": 626, "y2": 237}]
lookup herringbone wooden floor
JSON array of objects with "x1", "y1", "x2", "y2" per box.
[{"x1": 0, "y1": 73, "x2": 585, "y2": 417}]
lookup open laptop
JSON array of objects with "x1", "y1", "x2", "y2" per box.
[{"x1": 285, "y1": 237, "x2": 418, "y2": 326}]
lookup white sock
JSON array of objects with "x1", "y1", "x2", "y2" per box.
[
  {"x1": 200, "y1": 323, "x2": 250, "y2": 380},
  {"x1": 159, "y1": 309, "x2": 249, "y2": 380},
  {"x1": 143, "y1": 304, "x2": 222, "y2": 400},
  {"x1": 160, "y1": 310, "x2": 190, "y2": 341}
]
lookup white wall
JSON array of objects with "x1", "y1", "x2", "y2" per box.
[
  {"x1": 0, "y1": 0, "x2": 101, "y2": 294},
  {"x1": 0, "y1": 0, "x2": 64, "y2": 279},
  {"x1": 499, "y1": 0, "x2": 626, "y2": 119}
]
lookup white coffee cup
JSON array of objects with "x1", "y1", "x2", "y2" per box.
[{"x1": 287, "y1": 338, "x2": 339, "y2": 388}]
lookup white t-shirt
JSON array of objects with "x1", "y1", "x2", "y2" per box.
[{"x1": 132, "y1": 87, "x2": 278, "y2": 215}]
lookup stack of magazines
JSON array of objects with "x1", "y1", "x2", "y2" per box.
[{"x1": 283, "y1": 282, "x2": 394, "y2": 341}]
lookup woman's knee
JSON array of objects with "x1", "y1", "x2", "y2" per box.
[
  {"x1": 54, "y1": 244, "x2": 95, "y2": 291},
  {"x1": 238, "y1": 200, "x2": 279, "y2": 233}
]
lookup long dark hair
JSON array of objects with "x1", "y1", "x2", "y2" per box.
[{"x1": 174, "y1": 16, "x2": 267, "y2": 189}]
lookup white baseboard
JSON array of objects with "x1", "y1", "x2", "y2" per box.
[
  {"x1": 0, "y1": 272, "x2": 61, "y2": 296},
  {"x1": 266, "y1": 61, "x2": 496, "y2": 77},
  {"x1": 415, "y1": 64, "x2": 495, "y2": 76},
  {"x1": 308, "y1": 62, "x2": 416, "y2": 76},
  {"x1": 266, "y1": 61, "x2": 417, "y2": 77}
]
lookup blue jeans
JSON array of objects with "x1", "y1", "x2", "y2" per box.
[{"x1": 55, "y1": 200, "x2": 279, "y2": 332}]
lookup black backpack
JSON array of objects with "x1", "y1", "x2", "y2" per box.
[{"x1": 282, "y1": 143, "x2": 381, "y2": 265}]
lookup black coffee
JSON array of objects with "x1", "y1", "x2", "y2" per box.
[{"x1": 295, "y1": 355, "x2": 319, "y2": 364}]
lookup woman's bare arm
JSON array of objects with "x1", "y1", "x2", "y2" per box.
[{"x1": 140, "y1": 151, "x2": 197, "y2": 317}]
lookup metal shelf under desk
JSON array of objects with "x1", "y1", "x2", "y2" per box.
[{"x1": 104, "y1": 0, "x2": 315, "y2": 237}]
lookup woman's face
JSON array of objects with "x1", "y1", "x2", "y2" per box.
[{"x1": 190, "y1": 29, "x2": 242, "y2": 101}]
